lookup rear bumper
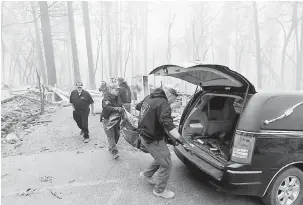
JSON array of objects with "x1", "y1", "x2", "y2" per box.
[{"x1": 174, "y1": 146, "x2": 264, "y2": 197}]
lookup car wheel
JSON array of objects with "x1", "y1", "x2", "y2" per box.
[{"x1": 262, "y1": 166, "x2": 303, "y2": 205}]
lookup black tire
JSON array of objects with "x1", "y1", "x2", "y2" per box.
[{"x1": 262, "y1": 166, "x2": 303, "y2": 205}]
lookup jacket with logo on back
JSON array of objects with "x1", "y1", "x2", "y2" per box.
[{"x1": 135, "y1": 88, "x2": 175, "y2": 142}]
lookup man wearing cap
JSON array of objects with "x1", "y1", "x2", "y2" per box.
[
  {"x1": 99, "y1": 81, "x2": 109, "y2": 94},
  {"x1": 117, "y1": 77, "x2": 132, "y2": 112},
  {"x1": 135, "y1": 86, "x2": 182, "y2": 199},
  {"x1": 101, "y1": 83, "x2": 123, "y2": 159},
  {"x1": 70, "y1": 82, "x2": 95, "y2": 143}
]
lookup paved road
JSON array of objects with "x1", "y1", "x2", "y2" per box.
[{"x1": 2, "y1": 148, "x2": 261, "y2": 205}]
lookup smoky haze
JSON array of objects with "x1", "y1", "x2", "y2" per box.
[{"x1": 1, "y1": 1, "x2": 303, "y2": 93}]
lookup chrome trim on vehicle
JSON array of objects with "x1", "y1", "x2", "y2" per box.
[
  {"x1": 231, "y1": 182, "x2": 261, "y2": 185},
  {"x1": 237, "y1": 130, "x2": 303, "y2": 136},
  {"x1": 262, "y1": 161, "x2": 303, "y2": 197},
  {"x1": 227, "y1": 170, "x2": 262, "y2": 174}
]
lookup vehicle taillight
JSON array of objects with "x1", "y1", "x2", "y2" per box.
[{"x1": 231, "y1": 131, "x2": 256, "y2": 164}]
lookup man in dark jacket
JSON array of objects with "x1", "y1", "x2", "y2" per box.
[
  {"x1": 70, "y1": 82, "x2": 95, "y2": 143},
  {"x1": 135, "y1": 86, "x2": 182, "y2": 199},
  {"x1": 99, "y1": 80, "x2": 109, "y2": 94},
  {"x1": 101, "y1": 83, "x2": 123, "y2": 159},
  {"x1": 117, "y1": 77, "x2": 132, "y2": 112}
]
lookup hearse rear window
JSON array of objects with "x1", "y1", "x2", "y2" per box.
[{"x1": 260, "y1": 96, "x2": 303, "y2": 131}]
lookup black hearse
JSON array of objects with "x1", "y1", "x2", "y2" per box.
[{"x1": 148, "y1": 62, "x2": 303, "y2": 205}]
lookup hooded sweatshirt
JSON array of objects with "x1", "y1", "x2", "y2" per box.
[
  {"x1": 135, "y1": 88, "x2": 175, "y2": 142},
  {"x1": 118, "y1": 81, "x2": 132, "y2": 104}
]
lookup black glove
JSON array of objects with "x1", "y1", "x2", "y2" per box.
[{"x1": 169, "y1": 136, "x2": 179, "y2": 146}]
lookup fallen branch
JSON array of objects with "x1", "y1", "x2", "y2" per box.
[
  {"x1": 48, "y1": 189, "x2": 62, "y2": 199},
  {"x1": 32, "y1": 120, "x2": 52, "y2": 124},
  {"x1": 1, "y1": 96, "x2": 17, "y2": 104},
  {"x1": 10, "y1": 93, "x2": 56, "y2": 105}
]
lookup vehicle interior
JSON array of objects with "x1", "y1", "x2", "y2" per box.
[{"x1": 182, "y1": 93, "x2": 243, "y2": 162}]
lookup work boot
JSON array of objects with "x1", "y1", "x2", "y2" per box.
[
  {"x1": 83, "y1": 138, "x2": 90, "y2": 143},
  {"x1": 153, "y1": 189, "x2": 175, "y2": 199},
  {"x1": 139, "y1": 172, "x2": 156, "y2": 185},
  {"x1": 111, "y1": 150, "x2": 119, "y2": 159},
  {"x1": 112, "y1": 152, "x2": 119, "y2": 159}
]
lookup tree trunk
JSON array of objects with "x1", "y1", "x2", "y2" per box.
[
  {"x1": 66, "y1": 32, "x2": 72, "y2": 86},
  {"x1": 67, "y1": 1, "x2": 81, "y2": 84},
  {"x1": 167, "y1": 10, "x2": 175, "y2": 65},
  {"x1": 144, "y1": 2, "x2": 148, "y2": 74},
  {"x1": 31, "y1": 2, "x2": 47, "y2": 85},
  {"x1": 252, "y1": 2, "x2": 262, "y2": 89},
  {"x1": 281, "y1": 2, "x2": 298, "y2": 85},
  {"x1": 82, "y1": 2, "x2": 96, "y2": 89},
  {"x1": 124, "y1": 6, "x2": 132, "y2": 79},
  {"x1": 296, "y1": 8, "x2": 303, "y2": 90},
  {"x1": 167, "y1": 12, "x2": 171, "y2": 64},
  {"x1": 235, "y1": 8, "x2": 238, "y2": 72},
  {"x1": 131, "y1": 4, "x2": 134, "y2": 77},
  {"x1": 1, "y1": 3, "x2": 5, "y2": 85},
  {"x1": 8, "y1": 54, "x2": 13, "y2": 84},
  {"x1": 135, "y1": 6, "x2": 139, "y2": 74},
  {"x1": 10, "y1": 54, "x2": 19, "y2": 85},
  {"x1": 39, "y1": 1, "x2": 57, "y2": 86},
  {"x1": 119, "y1": 1, "x2": 123, "y2": 78},
  {"x1": 36, "y1": 69, "x2": 45, "y2": 115},
  {"x1": 106, "y1": 2, "x2": 113, "y2": 78},
  {"x1": 100, "y1": 2, "x2": 104, "y2": 81},
  {"x1": 115, "y1": 1, "x2": 119, "y2": 77}
]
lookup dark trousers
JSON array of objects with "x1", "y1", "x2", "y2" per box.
[
  {"x1": 103, "y1": 119, "x2": 120, "y2": 154},
  {"x1": 140, "y1": 137, "x2": 172, "y2": 193},
  {"x1": 73, "y1": 111, "x2": 89, "y2": 138}
]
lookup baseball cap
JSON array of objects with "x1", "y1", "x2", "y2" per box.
[
  {"x1": 76, "y1": 82, "x2": 83, "y2": 87},
  {"x1": 117, "y1": 77, "x2": 124, "y2": 83}
]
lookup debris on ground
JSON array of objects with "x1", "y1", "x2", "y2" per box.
[
  {"x1": 1, "y1": 174, "x2": 8, "y2": 178},
  {"x1": 18, "y1": 188, "x2": 37, "y2": 197},
  {"x1": 14, "y1": 142, "x2": 22, "y2": 148},
  {"x1": 48, "y1": 189, "x2": 62, "y2": 199},
  {"x1": 41, "y1": 146, "x2": 49, "y2": 152},
  {"x1": 5, "y1": 133, "x2": 20, "y2": 144},
  {"x1": 40, "y1": 176, "x2": 53, "y2": 183},
  {"x1": 1, "y1": 86, "x2": 72, "y2": 138}
]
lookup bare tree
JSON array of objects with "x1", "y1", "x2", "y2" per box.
[
  {"x1": 39, "y1": 1, "x2": 57, "y2": 86},
  {"x1": 82, "y1": 2, "x2": 96, "y2": 89},
  {"x1": 30, "y1": 2, "x2": 47, "y2": 84},
  {"x1": 167, "y1": 10, "x2": 176, "y2": 64},
  {"x1": 115, "y1": 1, "x2": 119, "y2": 77},
  {"x1": 1, "y1": 2, "x2": 6, "y2": 85},
  {"x1": 119, "y1": 1, "x2": 123, "y2": 77},
  {"x1": 67, "y1": 2, "x2": 80, "y2": 84},
  {"x1": 296, "y1": 8, "x2": 303, "y2": 90},
  {"x1": 144, "y1": 2, "x2": 148, "y2": 74},
  {"x1": 277, "y1": 2, "x2": 298, "y2": 85},
  {"x1": 253, "y1": 2, "x2": 262, "y2": 89},
  {"x1": 100, "y1": 2, "x2": 104, "y2": 80},
  {"x1": 105, "y1": 2, "x2": 113, "y2": 78},
  {"x1": 124, "y1": 5, "x2": 133, "y2": 78}
]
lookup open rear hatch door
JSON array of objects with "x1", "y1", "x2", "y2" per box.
[{"x1": 149, "y1": 61, "x2": 256, "y2": 94}]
